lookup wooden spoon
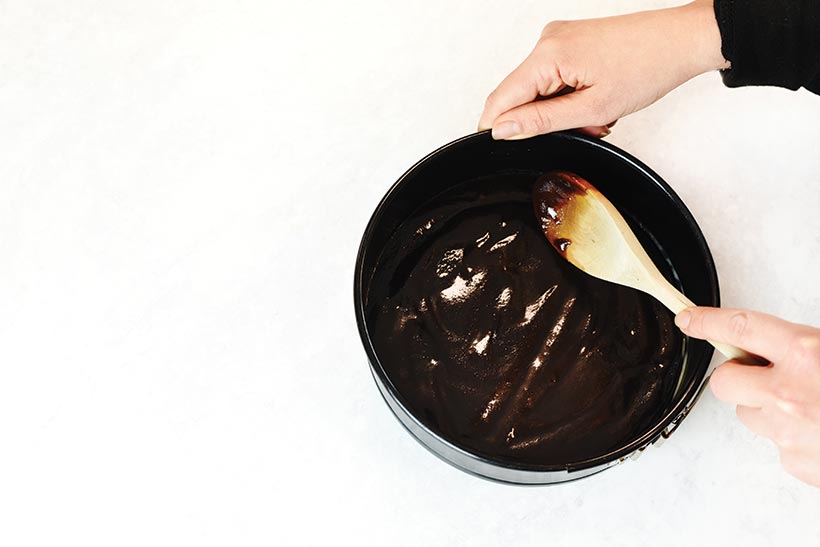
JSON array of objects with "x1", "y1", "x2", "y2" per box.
[{"x1": 532, "y1": 171, "x2": 762, "y2": 364}]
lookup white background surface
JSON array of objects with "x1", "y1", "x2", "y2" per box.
[{"x1": 1, "y1": 1, "x2": 819, "y2": 545}]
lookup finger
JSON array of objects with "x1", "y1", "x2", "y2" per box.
[
  {"x1": 490, "y1": 88, "x2": 610, "y2": 139},
  {"x1": 577, "y1": 118, "x2": 619, "y2": 138},
  {"x1": 737, "y1": 405, "x2": 820, "y2": 450},
  {"x1": 577, "y1": 125, "x2": 612, "y2": 138},
  {"x1": 709, "y1": 360, "x2": 775, "y2": 407},
  {"x1": 780, "y1": 448, "x2": 820, "y2": 488},
  {"x1": 675, "y1": 307, "x2": 799, "y2": 363},
  {"x1": 478, "y1": 55, "x2": 561, "y2": 131},
  {"x1": 736, "y1": 405, "x2": 769, "y2": 435},
  {"x1": 735, "y1": 405, "x2": 784, "y2": 443}
]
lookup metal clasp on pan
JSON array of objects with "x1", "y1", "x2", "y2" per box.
[{"x1": 659, "y1": 371, "x2": 714, "y2": 442}]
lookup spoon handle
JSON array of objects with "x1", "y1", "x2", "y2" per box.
[
  {"x1": 653, "y1": 282, "x2": 768, "y2": 366},
  {"x1": 706, "y1": 340, "x2": 768, "y2": 365}
]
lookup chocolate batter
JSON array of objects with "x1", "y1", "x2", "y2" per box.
[{"x1": 366, "y1": 173, "x2": 684, "y2": 466}]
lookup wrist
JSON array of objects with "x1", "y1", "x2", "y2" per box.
[{"x1": 678, "y1": 0, "x2": 730, "y2": 74}]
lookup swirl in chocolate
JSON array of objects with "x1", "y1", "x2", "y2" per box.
[{"x1": 366, "y1": 174, "x2": 684, "y2": 465}]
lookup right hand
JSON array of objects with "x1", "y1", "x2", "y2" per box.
[
  {"x1": 676, "y1": 307, "x2": 820, "y2": 488},
  {"x1": 478, "y1": 1, "x2": 729, "y2": 140}
]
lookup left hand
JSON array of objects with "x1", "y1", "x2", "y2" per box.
[
  {"x1": 477, "y1": 1, "x2": 728, "y2": 139},
  {"x1": 675, "y1": 307, "x2": 820, "y2": 487}
]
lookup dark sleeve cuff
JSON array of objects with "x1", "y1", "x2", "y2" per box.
[{"x1": 713, "y1": 0, "x2": 820, "y2": 93}]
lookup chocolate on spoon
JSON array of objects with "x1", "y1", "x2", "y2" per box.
[{"x1": 533, "y1": 171, "x2": 766, "y2": 365}]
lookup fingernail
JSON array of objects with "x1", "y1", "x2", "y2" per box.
[
  {"x1": 598, "y1": 128, "x2": 611, "y2": 138},
  {"x1": 675, "y1": 310, "x2": 691, "y2": 329},
  {"x1": 492, "y1": 121, "x2": 521, "y2": 140}
]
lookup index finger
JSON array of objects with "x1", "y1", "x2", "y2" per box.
[
  {"x1": 709, "y1": 360, "x2": 775, "y2": 407},
  {"x1": 477, "y1": 53, "x2": 563, "y2": 131},
  {"x1": 676, "y1": 307, "x2": 800, "y2": 364}
]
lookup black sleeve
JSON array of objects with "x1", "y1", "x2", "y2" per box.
[{"x1": 713, "y1": 0, "x2": 820, "y2": 94}]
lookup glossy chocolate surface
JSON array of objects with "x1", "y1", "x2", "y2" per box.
[{"x1": 366, "y1": 174, "x2": 685, "y2": 465}]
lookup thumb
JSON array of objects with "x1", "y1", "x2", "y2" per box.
[{"x1": 491, "y1": 88, "x2": 610, "y2": 140}]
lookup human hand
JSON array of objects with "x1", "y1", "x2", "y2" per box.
[
  {"x1": 478, "y1": 1, "x2": 729, "y2": 140},
  {"x1": 675, "y1": 307, "x2": 820, "y2": 487}
]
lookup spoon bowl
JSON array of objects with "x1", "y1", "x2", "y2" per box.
[{"x1": 533, "y1": 171, "x2": 763, "y2": 364}]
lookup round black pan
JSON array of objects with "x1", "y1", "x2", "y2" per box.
[{"x1": 354, "y1": 130, "x2": 718, "y2": 484}]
